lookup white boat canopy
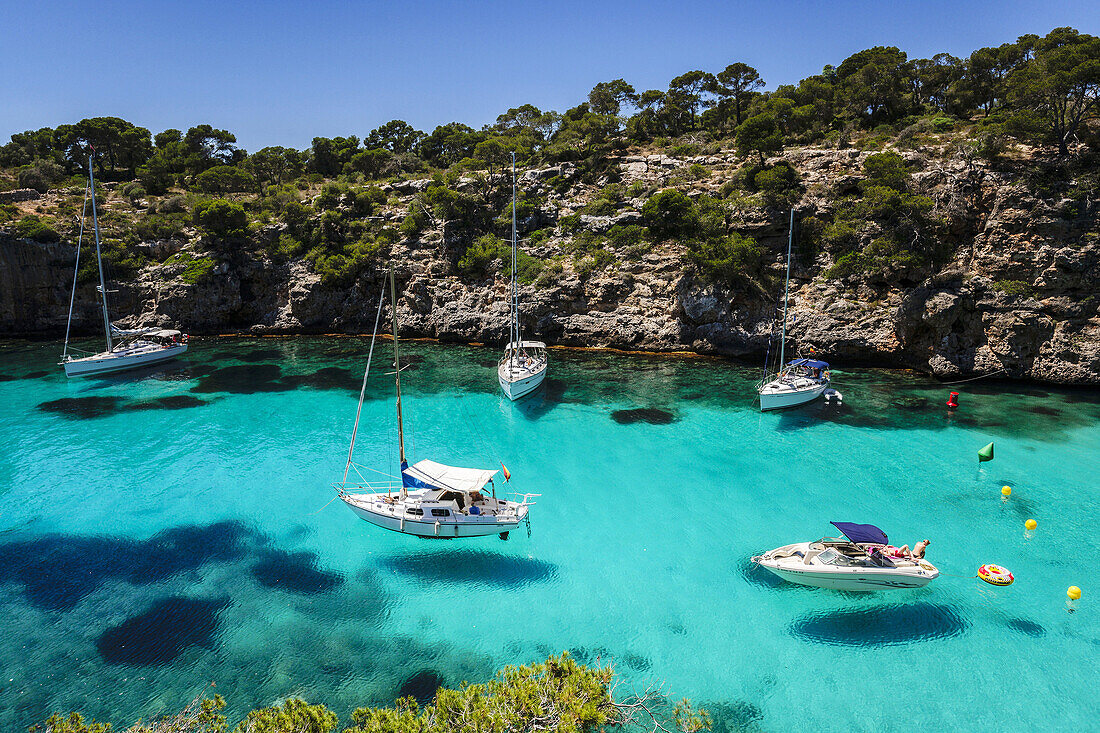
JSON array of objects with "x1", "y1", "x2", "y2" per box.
[
  {"x1": 505, "y1": 340, "x2": 546, "y2": 350},
  {"x1": 151, "y1": 330, "x2": 182, "y2": 338},
  {"x1": 402, "y1": 459, "x2": 497, "y2": 493}
]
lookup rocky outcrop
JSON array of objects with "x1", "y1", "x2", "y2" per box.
[{"x1": 2, "y1": 145, "x2": 1098, "y2": 385}]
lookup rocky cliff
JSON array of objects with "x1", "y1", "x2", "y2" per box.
[{"x1": 2, "y1": 144, "x2": 1098, "y2": 384}]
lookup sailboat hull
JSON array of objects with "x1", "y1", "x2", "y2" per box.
[
  {"x1": 341, "y1": 496, "x2": 528, "y2": 538},
  {"x1": 759, "y1": 381, "x2": 828, "y2": 411},
  {"x1": 63, "y1": 344, "x2": 187, "y2": 377},
  {"x1": 498, "y1": 362, "x2": 547, "y2": 400}
]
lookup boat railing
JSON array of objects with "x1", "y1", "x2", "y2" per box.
[
  {"x1": 332, "y1": 480, "x2": 404, "y2": 496},
  {"x1": 507, "y1": 492, "x2": 541, "y2": 506}
]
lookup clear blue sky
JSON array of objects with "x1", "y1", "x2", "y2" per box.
[{"x1": 2, "y1": 0, "x2": 1097, "y2": 151}]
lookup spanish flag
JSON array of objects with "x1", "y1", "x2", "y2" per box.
[{"x1": 501, "y1": 463, "x2": 511, "y2": 481}]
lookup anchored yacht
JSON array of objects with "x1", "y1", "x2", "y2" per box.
[
  {"x1": 335, "y1": 266, "x2": 537, "y2": 539},
  {"x1": 498, "y1": 153, "x2": 548, "y2": 400},
  {"x1": 756, "y1": 209, "x2": 831, "y2": 410},
  {"x1": 60, "y1": 152, "x2": 187, "y2": 377}
]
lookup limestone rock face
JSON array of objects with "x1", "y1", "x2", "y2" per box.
[{"x1": 3, "y1": 143, "x2": 1099, "y2": 385}]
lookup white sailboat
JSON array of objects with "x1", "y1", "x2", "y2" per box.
[
  {"x1": 60, "y1": 153, "x2": 188, "y2": 377},
  {"x1": 335, "y1": 266, "x2": 539, "y2": 539},
  {"x1": 756, "y1": 209, "x2": 829, "y2": 410},
  {"x1": 498, "y1": 152, "x2": 547, "y2": 401}
]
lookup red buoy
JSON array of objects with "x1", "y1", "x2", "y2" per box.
[{"x1": 946, "y1": 391, "x2": 959, "y2": 408}]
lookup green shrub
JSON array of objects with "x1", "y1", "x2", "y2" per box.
[
  {"x1": 120, "y1": 182, "x2": 147, "y2": 202},
  {"x1": 31, "y1": 653, "x2": 706, "y2": 733},
  {"x1": 641, "y1": 189, "x2": 695, "y2": 239},
  {"x1": 687, "y1": 163, "x2": 710, "y2": 180},
  {"x1": 177, "y1": 253, "x2": 216, "y2": 284},
  {"x1": 606, "y1": 224, "x2": 646, "y2": 249},
  {"x1": 133, "y1": 212, "x2": 188, "y2": 241},
  {"x1": 77, "y1": 239, "x2": 147, "y2": 283},
  {"x1": 558, "y1": 213, "x2": 582, "y2": 232},
  {"x1": 195, "y1": 165, "x2": 255, "y2": 194},
  {"x1": 534, "y1": 259, "x2": 564, "y2": 288},
  {"x1": 17, "y1": 161, "x2": 64, "y2": 193},
  {"x1": 687, "y1": 232, "x2": 765, "y2": 285},
  {"x1": 931, "y1": 116, "x2": 955, "y2": 132},
  {"x1": 316, "y1": 183, "x2": 345, "y2": 210},
  {"x1": 306, "y1": 235, "x2": 385, "y2": 287},
  {"x1": 13, "y1": 214, "x2": 59, "y2": 242},
  {"x1": 862, "y1": 151, "x2": 910, "y2": 191},
  {"x1": 992, "y1": 279, "x2": 1035, "y2": 297},
  {"x1": 509, "y1": 249, "x2": 545, "y2": 284},
  {"x1": 574, "y1": 247, "x2": 615, "y2": 277},
  {"x1": 581, "y1": 197, "x2": 618, "y2": 216},
  {"x1": 753, "y1": 163, "x2": 800, "y2": 209},
  {"x1": 457, "y1": 233, "x2": 504, "y2": 278},
  {"x1": 192, "y1": 199, "x2": 249, "y2": 239},
  {"x1": 233, "y1": 698, "x2": 337, "y2": 733},
  {"x1": 400, "y1": 202, "x2": 431, "y2": 235},
  {"x1": 157, "y1": 195, "x2": 187, "y2": 214},
  {"x1": 825, "y1": 251, "x2": 866, "y2": 278}
]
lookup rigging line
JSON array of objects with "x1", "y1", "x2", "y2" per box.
[
  {"x1": 63, "y1": 183, "x2": 91, "y2": 359},
  {"x1": 349, "y1": 462, "x2": 401, "y2": 481},
  {"x1": 308, "y1": 494, "x2": 342, "y2": 515},
  {"x1": 343, "y1": 280, "x2": 388, "y2": 484},
  {"x1": 938, "y1": 368, "x2": 1008, "y2": 385}
]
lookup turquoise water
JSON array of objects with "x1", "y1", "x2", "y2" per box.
[{"x1": 1, "y1": 337, "x2": 1098, "y2": 731}]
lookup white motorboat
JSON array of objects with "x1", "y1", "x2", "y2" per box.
[
  {"x1": 758, "y1": 358, "x2": 830, "y2": 411},
  {"x1": 498, "y1": 152, "x2": 548, "y2": 401},
  {"x1": 335, "y1": 266, "x2": 538, "y2": 539},
  {"x1": 59, "y1": 152, "x2": 188, "y2": 378},
  {"x1": 752, "y1": 522, "x2": 939, "y2": 591},
  {"x1": 756, "y1": 209, "x2": 831, "y2": 410}
]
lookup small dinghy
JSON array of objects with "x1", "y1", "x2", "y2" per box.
[{"x1": 752, "y1": 522, "x2": 938, "y2": 591}]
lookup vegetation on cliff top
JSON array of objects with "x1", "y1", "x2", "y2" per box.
[
  {"x1": 1, "y1": 26, "x2": 1097, "y2": 292},
  {"x1": 30, "y1": 653, "x2": 710, "y2": 733}
]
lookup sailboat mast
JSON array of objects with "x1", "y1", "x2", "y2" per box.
[
  {"x1": 778, "y1": 208, "x2": 794, "y2": 370},
  {"x1": 389, "y1": 265, "x2": 406, "y2": 464},
  {"x1": 62, "y1": 184, "x2": 91, "y2": 359},
  {"x1": 88, "y1": 153, "x2": 113, "y2": 352},
  {"x1": 510, "y1": 152, "x2": 518, "y2": 368}
]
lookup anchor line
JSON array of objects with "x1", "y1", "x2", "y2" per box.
[{"x1": 939, "y1": 368, "x2": 1008, "y2": 385}]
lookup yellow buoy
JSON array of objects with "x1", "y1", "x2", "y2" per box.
[
  {"x1": 1001, "y1": 486, "x2": 1012, "y2": 497},
  {"x1": 1068, "y1": 586, "x2": 1081, "y2": 600},
  {"x1": 1025, "y1": 519, "x2": 1037, "y2": 531}
]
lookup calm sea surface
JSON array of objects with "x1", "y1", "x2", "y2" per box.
[{"x1": 0, "y1": 337, "x2": 1097, "y2": 731}]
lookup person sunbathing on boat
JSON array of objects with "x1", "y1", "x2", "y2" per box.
[{"x1": 881, "y1": 540, "x2": 930, "y2": 559}]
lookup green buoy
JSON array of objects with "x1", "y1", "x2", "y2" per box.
[{"x1": 978, "y1": 442, "x2": 995, "y2": 462}]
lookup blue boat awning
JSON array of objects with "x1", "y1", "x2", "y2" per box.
[
  {"x1": 788, "y1": 359, "x2": 830, "y2": 370},
  {"x1": 831, "y1": 522, "x2": 888, "y2": 545}
]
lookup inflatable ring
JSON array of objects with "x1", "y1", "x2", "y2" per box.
[{"x1": 978, "y1": 564, "x2": 1014, "y2": 586}]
